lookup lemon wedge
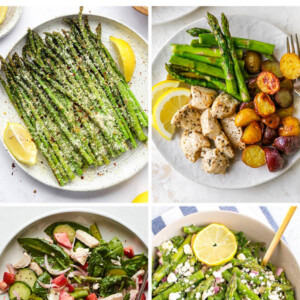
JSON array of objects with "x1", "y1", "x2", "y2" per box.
[
  {"x1": 132, "y1": 191, "x2": 148, "y2": 203},
  {"x1": 110, "y1": 36, "x2": 136, "y2": 82},
  {"x1": 4, "y1": 122, "x2": 37, "y2": 165},
  {"x1": 152, "y1": 80, "x2": 180, "y2": 109},
  {"x1": 192, "y1": 224, "x2": 237, "y2": 266},
  {"x1": 0, "y1": 6, "x2": 8, "y2": 25},
  {"x1": 153, "y1": 88, "x2": 191, "y2": 140}
]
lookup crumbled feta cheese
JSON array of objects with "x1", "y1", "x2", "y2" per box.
[
  {"x1": 195, "y1": 292, "x2": 201, "y2": 299},
  {"x1": 172, "y1": 248, "x2": 178, "y2": 253},
  {"x1": 202, "y1": 287, "x2": 215, "y2": 300},
  {"x1": 237, "y1": 253, "x2": 246, "y2": 260},
  {"x1": 258, "y1": 286, "x2": 266, "y2": 294},
  {"x1": 167, "y1": 272, "x2": 177, "y2": 283},
  {"x1": 241, "y1": 279, "x2": 247, "y2": 284},
  {"x1": 184, "y1": 271, "x2": 191, "y2": 277},
  {"x1": 268, "y1": 291, "x2": 281, "y2": 300},
  {"x1": 169, "y1": 292, "x2": 181, "y2": 300},
  {"x1": 213, "y1": 271, "x2": 222, "y2": 279},
  {"x1": 183, "y1": 244, "x2": 193, "y2": 255},
  {"x1": 162, "y1": 241, "x2": 173, "y2": 251},
  {"x1": 250, "y1": 272, "x2": 257, "y2": 278},
  {"x1": 93, "y1": 283, "x2": 100, "y2": 290}
]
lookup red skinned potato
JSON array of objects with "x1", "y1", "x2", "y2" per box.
[
  {"x1": 254, "y1": 92, "x2": 276, "y2": 117},
  {"x1": 264, "y1": 147, "x2": 284, "y2": 172},
  {"x1": 261, "y1": 60, "x2": 283, "y2": 79},
  {"x1": 247, "y1": 77, "x2": 261, "y2": 97},
  {"x1": 239, "y1": 101, "x2": 255, "y2": 111},
  {"x1": 261, "y1": 113, "x2": 280, "y2": 129},
  {"x1": 257, "y1": 71, "x2": 280, "y2": 95},
  {"x1": 273, "y1": 136, "x2": 300, "y2": 155},
  {"x1": 262, "y1": 126, "x2": 278, "y2": 145}
]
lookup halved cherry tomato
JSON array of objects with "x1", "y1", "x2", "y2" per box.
[
  {"x1": 124, "y1": 246, "x2": 135, "y2": 258},
  {"x1": 86, "y1": 293, "x2": 97, "y2": 300},
  {"x1": 3, "y1": 272, "x2": 15, "y2": 285},
  {"x1": 67, "y1": 284, "x2": 75, "y2": 293},
  {"x1": 52, "y1": 274, "x2": 68, "y2": 287},
  {"x1": 257, "y1": 71, "x2": 280, "y2": 95}
]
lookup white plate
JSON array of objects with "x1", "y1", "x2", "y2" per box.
[
  {"x1": 152, "y1": 6, "x2": 198, "y2": 26},
  {"x1": 152, "y1": 15, "x2": 300, "y2": 189},
  {"x1": 152, "y1": 211, "x2": 300, "y2": 297},
  {"x1": 0, "y1": 7, "x2": 22, "y2": 39},
  {"x1": 0, "y1": 13, "x2": 148, "y2": 191},
  {"x1": 0, "y1": 208, "x2": 148, "y2": 300}
]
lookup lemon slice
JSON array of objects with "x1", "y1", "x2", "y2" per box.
[
  {"x1": 110, "y1": 36, "x2": 136, "y2": 82},
  {"x1": 4, "y1": 122, "x2": 37, "y2": 165},
  {"x1": 153, "y1": 88, "x2": 191, "y2": 140},
  {"x1": 152, "y1": 80, "x2": 180, "y2": 109},
  {"x1": 0, "y1": 6, "x2": 8, "y2": 25},
  {"x1": 192, "y1": 224, "x2": 237, "y2": 266},
  {"x1": 132, "y1": 191, "x2": 148, "y2": 203}
]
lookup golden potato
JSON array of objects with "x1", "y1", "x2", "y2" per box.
[
  {"x1": 261, "y1": 114, "x2": 281, "y2": 129},
  {"x1": 241, "y1": 121, "x2": 262, "y2": 144},
  {"x1": 277, "y1": 106, "x2": 293, "y2": 118},
  {"x1": 254, "y1": 92, "x2": 276, "y2": 117},
  {"x1": 242, "y1": 145, "x2": 266, "y2": 168},
  {"x1": 278, "y1": 116, "x2": 300, "y2": 137},
  {"x1": 235, "y1": 108, "x2": 260, "y2": 127},
  {"x1": 280, "y1": 53, "x2": 300, "y2": 80}
]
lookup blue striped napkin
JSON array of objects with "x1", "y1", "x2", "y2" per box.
[{"x1": 152, "y1": 205, "x2": 300, "y2": 262}]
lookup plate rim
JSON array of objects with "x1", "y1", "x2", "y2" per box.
[
  {"x1": 0, "y1": 6, "x2": 23, "y2": 39},
  {"x1": 0, "y1": 12, "x2": 148, "y2": 192},
  {"x1": 0, "y1": 208, "x2": 148, "y2": 258},
  {"x1": 152, "y1": 14, "x2": 299, "y2": 190}
]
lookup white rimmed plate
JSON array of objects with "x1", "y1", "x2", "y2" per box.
[
  {"x1": 0, "y1": 13, "x2": 148, "y2": 191},
  {"x1": 0, "y1": 208, "x2": 148, "y2": 300},
  {"x1": 152, "y1": 210, "x2": 300, "y2": 297},
  {"x1": 0, "y1": 7, "x2": 22, "y2": 39},
  {"x1": 152, "y1": 15, "x2": 300, "y2": 189}
]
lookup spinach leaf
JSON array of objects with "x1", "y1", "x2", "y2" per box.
[
  {"x1": 122, "y1": 254, "x2": 148, "y2": 276},
  {"x1": 34, "y1": 256, "x2": 63, "y2": 271},
  {"x1": 32, "y1": 272, "x2": 51, "y2": 299},
  {"x1": 18, "y1": 238, "x2": 71, "y2": 269},
  {"x1": 98, "y1": 276, "x2": 135, "y2": 297},
  {"x1": 107, "y1": 238, "x2": 124, "y2": 259}
]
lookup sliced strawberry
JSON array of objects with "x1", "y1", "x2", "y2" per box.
[
  {"x1": 67, "y1": 284, "x2": 75, "y2": 293},
  {"x1": 59, "y1": 291, "x2": 74, "y2": 300},
  {"x1": 54, "y1": 233, "x2": 72, "y2": 249},
  {"x1": 52, "y1": 274, "x2": 68, "y2": 287},
  {"x1": 141, "y1": 293, "x2": 146, "y2": 300},
  {"x1": 83, "y1": 262, "x2": 89, "y2": 271},
  {"x1": 0, "y1": 281, "x2": 8, "y2": 292},
  {"x1": 3, "y1": 272, "x2": 15, "y2": 285},
  {"x1": 86, "y1": 293, "x2": 97, "y2": 300},
  {"x1": 124, "y1": 246, "x2": 134, "y2": 259}
]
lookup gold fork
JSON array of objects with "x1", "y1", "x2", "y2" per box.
[{"x1": 287, "y1": 34, "x2": 300, "y2": 96}]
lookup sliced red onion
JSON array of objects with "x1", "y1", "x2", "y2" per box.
[
  {"x1": 53, "y1": 284, "x2": 67, "y2": 292},
  {"x1": 162, "y1": 276, "x2": 167, "y2": 283},
  {"x1": 276, "y1": 267, "x2": 283, "y2": 276},
  {"x1": 67, "y1": 271, "x2": 83, "y2": 278},
  {"x1": 44, "y1": 255, "x2": 70, "y2": 276},
  {"x1": 70, "y1": 264, "x2": 88, "y2": 276},
  {"x1": 219, "y1": 263, "x2": 233, "y2": 273},
  {"x1": 250, "y1": 270, "x2": 259, "y2": 276},
  {"x1": 13, "y1": 291, "x2": 21, "y2": 300},
  {"x1": 215, "y1": 277, "x2": 221, "y2": 284},
  {"x1": 158, "y1": 258, "x2": 163, "y2": 265},
  {"x1": 214, "y1": 286, "x2": 220, "y2": 294},
  {"x1": 37, "y1": 281, "x2": 58, "y2": 289},
  {"x1": 6, "y1": 263, "x2": 15, "y2": 275}
]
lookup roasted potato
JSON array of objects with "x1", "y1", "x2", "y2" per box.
[
  {"x1": 277, "y1": 106, "x2": 293, "y2": 118},
  {"x1": 278, "y1": 116, "x2": 300, "y2": 137},
  {"x1": 261, "y1": 113, "x2": 280, "y2": 129},
  {"x1": 274, "y1": 88, "x2": 293, "y2": 108},
  {"x1": 244, "y1": 51, "x2": 262, "y2": 74},
  {"x1": 235, "y1": 108, "x2": 260, "y2": 127},
  {"x1": 254, "y1": 92, "x2": 276, "y2": 117},
  {"x1": 247, "y1": 77, "x2": 261, "y2": 97},
  {"x1": 264, "y1": 147, "x2": 284, "y2": 172},
  {"x1": 239, "y1": 101, "x2": 255, "y2": 111},
  {"x1": 242, "y1": 145, "x2": 266, "y2": 168},
  {"x1": 241, "y1": 121, "x2": 262, "y2": 144},
  {"x1": 261, "y1": 60, "x2": 283, "y2": 79},
  {"x1": 280, "y1": 53, "x2": 300, "y2": 80},
  {"x1": 280, "y1": 78, "x2": 293, "y2": 90},
  {"x1": 257, "y1": 71, "x2": 280, "y2": 95},
  {"x1": 274, "y1": 136, "x2": 300, "y2": 155},
  {"x1": 262, "y1": 126, "x2": 278, "y2": 145}
]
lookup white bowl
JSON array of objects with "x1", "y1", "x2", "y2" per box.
[
  {"x1": 152, "y1": 210, "x2": 300, "y2": 297},
  {"x1": 0, "y1": 208, "x2": 148, "y2": 300}
]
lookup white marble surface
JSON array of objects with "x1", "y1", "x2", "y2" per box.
[
  {"x1": 0, "y1": 6, "x2": 148, "y2": 203},
  {"x1": 0, "y1": 205, "x2": 148, "y2": 249},
  {"x1": 152, "y1": 6, "x2": 300, "y2": 203}
]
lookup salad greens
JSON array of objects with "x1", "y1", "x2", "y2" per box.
[
  {"x1": 152, "y1": 224, "x2": 295, "y2": 300},
  {"x1": 0, "y1": 221, "x2": 147, "y2": 300}
]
